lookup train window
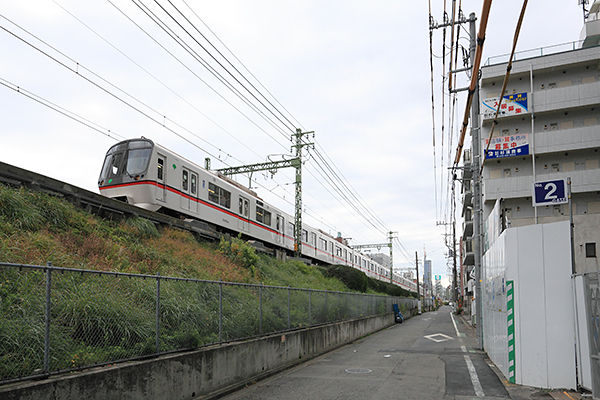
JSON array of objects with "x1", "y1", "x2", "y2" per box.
[
  {"x1": 126, "y1": 147, "x2": 152, "y2": 175},
  {"x1": 157, "y1": 158, "x2": 164, "y2": 180},
  {"x1": 302, "y1": 230, "x2": 308, "y2": 243},
  {"x1": 330, "y1": 242, "x2": 334, "y2": 254},
  {"x1": 182, "y1": 171, "x2": 188, "y2": 191},
  {"x1": 288, "y1": 222, "x2": 294, "y2": 235},
  {"x1": 106, "y1": 152, "x2": 124, "y2": 177},
  {"x1": 319, "y1": 238, "x2": 327, "y2": 251},
  {"x1": 335, "y1": 246, "x2": 342, "y2": 257},
  {"x1": 208, "y1": 183, "x2": 231, "y2": 208},
  {"x1": 219, "y1": 187, "x2": 231, "y2": 208},
  {"x1": 239, "y1": 198, "x2": 244, "y2": 215},
  {"x1": 344, "y1": 249, "x2": 348, "y2": 261},
  {"x1": 310, "y1": 232, "x2": 316, "y2": 246},
  {"x1": 256, "y1": 205, "x2": 271, "y2": 226},
  {"x1": 208, "y1": 183, "x2": 218, "y2": 203},
  {"x1": 191, "y1": 174, "x2": 197, "y2": 195}
]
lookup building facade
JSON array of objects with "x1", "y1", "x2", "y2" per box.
[{"x1": 479, "y1": 42, "x2": 600, "y2": 273}]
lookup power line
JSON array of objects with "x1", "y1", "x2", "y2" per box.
[
  {"x1": 106, "y1": 0, "x2": 291, "y2": 151},
  {"x1": 128, "y1": 0, "x2": 293, "y2": 143},
  {"x1": 163, "y1": 0, "x2": 298, "y2": 133},
  {"x1": 0, "y1": 77, "x2": 124, "y2": 142}
]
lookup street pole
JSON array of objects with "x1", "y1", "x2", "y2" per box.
[
  {"x1": 415, "y1": 251, "x2": 421, "y2": 314},
  {"x1": 469, "y1": 12, "x2": 484, "y2": 350}
]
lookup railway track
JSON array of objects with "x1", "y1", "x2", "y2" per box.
[{"x1": 0, "y1": 161, "x2": 220, "y2": 241}]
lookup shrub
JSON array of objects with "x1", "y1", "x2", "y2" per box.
[
  {"x1": 217, "y1": 235, "x2": 259, "y2": 275},
  {"x1": 325, "y1": 265, "x2": 368, "y2": 293}
]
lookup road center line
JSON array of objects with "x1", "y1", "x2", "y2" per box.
[{"x1": 464, "y1": 355, "x2": 485, "y2": 398}]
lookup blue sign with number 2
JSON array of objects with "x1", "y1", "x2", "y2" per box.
[{"x1": 533, "y1": 179, "x2": 568, "y2": 206}]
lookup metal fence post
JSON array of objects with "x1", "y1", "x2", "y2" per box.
[
  {"x1": 259, "y1": 283, "x2": 263, "y2": 335},
  {"x1": 287, "y1": 286, "x2": 291, "y2": 330},
  {"x1": 325, "y1": 291, "x2": 328, "y2": 324},
  {"x1": 219, "y1": 280, "x2": 223, "y2": 343},
  {"x1": 156, "y1": 273, "x2": 161, "y2": 354},
  {"x1": 44, "y1": 262, "x2": 52, "y2": 375},
  {"x1": 308, "y1": 290, "x2": 312, "y2": 327}
]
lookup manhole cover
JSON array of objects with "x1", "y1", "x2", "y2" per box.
[{"x1": 345, "y1": 368, "x2": 373, "y2": 374}]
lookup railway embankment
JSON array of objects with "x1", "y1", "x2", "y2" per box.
[{"x1": 0, "y1": 181, "x2": 417, "y2": 398}]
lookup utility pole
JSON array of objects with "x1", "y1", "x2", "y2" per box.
[
  {"x1": 415, "y1": 251, "x2": 420, "y2": 300},
  {"x1": 452, "y1": 220, "x2": 458, "y2": 303},
  {"x1": 389, "y1": 231, "x2": 397, "y2": 283},
  {"x1": 468, "y1": 13, "x2": 484, "y2": 350},
  {"x1": 214, "y1": 129, "x2": 313, "y2": 257},
  {"x1": 437, "y1": 220, "x2": 458, "y2": 303}
]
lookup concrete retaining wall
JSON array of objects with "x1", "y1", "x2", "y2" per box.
[{"x1": 0, "y1": 313, "x2": 399, "y2": 400}]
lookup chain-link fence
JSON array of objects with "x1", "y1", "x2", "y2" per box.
[{"x1": 0, "y1": 262, "x2": 416, "y2": 384}]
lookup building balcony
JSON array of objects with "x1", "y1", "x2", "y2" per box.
[
  {"x1": 483, "y1": 168, "x2": 600, "y2": 202},
  {"x1": 462, "y1": 239, "x2": 474, "y2": 266},
  {"x1": 533, "y1": 124, "x2": 600, "y2": 155},
  {"x1": 463, "y1": 218, "x2": 473, "y2": 238}
]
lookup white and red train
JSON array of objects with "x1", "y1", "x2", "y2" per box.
[{"x1": 98, "y1": 138, "x2": 417, "y2": 292}]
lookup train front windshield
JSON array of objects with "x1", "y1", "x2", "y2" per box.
[{"x1": 99, "y1": 139, "x2": 153, "y2": 183}]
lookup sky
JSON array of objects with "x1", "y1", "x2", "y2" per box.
[{"x1": 0, "y1": 0, "x2": 586, "y2": 289}]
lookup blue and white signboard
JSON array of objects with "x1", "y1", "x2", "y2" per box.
[
  {"x1": 484, "y1": 134, "x2": 529, "y2": 160},
  {"x1": 532, "y1": 179, "x2": 568, "y2": 207},
  {"x1": 482, "y1": 92, "x2": 529, "y2": 119}
]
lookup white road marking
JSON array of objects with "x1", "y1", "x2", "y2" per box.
[
  {"x1": 464, "y1": 355, "x2": 485, "y2": 398},
  {"x1": 424, "y1": 333, "x2": 454, "y2": 343},
  {"x1": 450, "y1": 312, "x2": 461, "y2": 337},
  {"x1": 451, "y1": 310, "x2": 485, "y2": 397}
]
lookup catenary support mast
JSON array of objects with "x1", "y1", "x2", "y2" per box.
[{"x1": 214, "y1": 129, "x2": 313, "y2": 257}]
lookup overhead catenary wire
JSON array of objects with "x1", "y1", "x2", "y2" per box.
[
  {"x1": 127, "y1": 0, "x2": 293, "y2": 145},
  {"x1": 179, "y1": 0, "x2": 306, "y2": 132},
  {"x1": 47, "y1": 0, "x2": 275, "y2": 165},
  {"x1": 0, "y1": 77, "x2": 124, "y2": 141},
  {"x1": 163, "y1": 0, "x2": 298, "y2": 134},
  {"x1": 0, "y1": 20, "x2": 229, "y2": 164}
]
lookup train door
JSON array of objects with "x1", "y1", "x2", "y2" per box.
[
  {"x1": 276, "y1": 215, "x2": 284, "y2": 244},
  {"x1": 310, "y1": 232, "x2": 317, "y2": 257},
  {"x1": 156, "y1": 155, "x2": 166, "y2": 202},
  {"x1": 190, "y1": 172, "x2": 198, "y2": 213},
  {"x1": 181, "y1": 168, "x2": 190, "y2": 211},
  {"x1": 238, "y1": 196, "x2": 249, "y2": 231}
]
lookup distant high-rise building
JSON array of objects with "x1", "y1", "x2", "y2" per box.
[{"x1": 424, "y1": 259, "x2": 432, "y2": 293}]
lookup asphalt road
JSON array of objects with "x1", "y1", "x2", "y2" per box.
[{"x1": 219, "y1": 306, "x2": 510, "y2": 400}]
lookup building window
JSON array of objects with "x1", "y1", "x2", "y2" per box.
[{"x1": 586, "y1": 243, "x2": 597, "y2": 258}]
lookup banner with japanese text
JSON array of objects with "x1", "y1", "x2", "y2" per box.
[
  {"x1": 482, "y1": 92, "x2": 528, "y2": 119},
  {"x1": 484, "y1": 134, "x2": 529, "y2": 159}
]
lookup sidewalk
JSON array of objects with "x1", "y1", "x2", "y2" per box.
[{"x1": 456, "y1": 312, "x2": 589, "y2": 400}]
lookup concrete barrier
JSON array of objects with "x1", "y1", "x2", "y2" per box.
[{"x1": 0, "y1": 312, "x2": 400, "y2": 400}]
